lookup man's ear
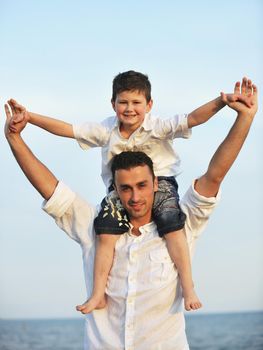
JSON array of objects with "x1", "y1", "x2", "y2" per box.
[
  {"x1": 113, "y1": 183, "x2": 118, "y2": 194},
  {"x1": 153, "y1": 176, "x2": 158, "y2": 192}
]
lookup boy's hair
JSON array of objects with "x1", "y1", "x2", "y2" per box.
[
  {"x1": 112, "y1": 70, "x2": 151, "y2": 103},
  {"x1": 111, "y1": 151, "x2": 155, "y2": 184}
]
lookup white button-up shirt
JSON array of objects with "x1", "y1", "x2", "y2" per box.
[
  {"x1": 73, "y1": 113, "x2": 191, "y2": 190},
  {"x1": 43, "y1": 181, "x2": 220, "y2": 350}
]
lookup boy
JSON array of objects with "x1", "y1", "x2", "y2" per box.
[{"x1": 8, "y1": 71, "x2": 252, "y2": 313}]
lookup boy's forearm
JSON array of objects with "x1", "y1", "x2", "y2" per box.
[
  {"x1": 28, "y1": 112, "x2": 74, "y2": 138},
  {"x1": 188, "y1": 96, "x2": 225, "y2": 128}
]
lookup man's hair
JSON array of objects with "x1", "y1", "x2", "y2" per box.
[
  {"x1": 112, "y1": 70, "x2": 151, "y2": 103},
  {"x1": 111, "y1": 151, "x2": 155, "y2": 183}
]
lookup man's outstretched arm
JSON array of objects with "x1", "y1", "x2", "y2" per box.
[
  {"x1": 195, "y1": 78, "x2": 258, "y2": 198},
  {"x1": 5, "y1": 103, "x2": 58, "y2": 200}
]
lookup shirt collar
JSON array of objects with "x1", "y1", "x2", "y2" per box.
[
  {"x1": 128, "y1": 221, "x2": 156, "y2": 237},
  {"x1": 140, "y1": 113, "x2": 153, "y2": 131},
  {"x1": 113, "y1": 113, "x2": 153, "y2": 132}
]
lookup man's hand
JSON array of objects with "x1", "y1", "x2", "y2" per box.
[
  {"x1": 4, "y1": 101, "x2": 58, "y2": 200},
  {"x1": 221, "y1": 77, "x2": 258, "y2": 117},
  {"x1": 4, "y1": 101, "x2": 28, "y2": 138}
]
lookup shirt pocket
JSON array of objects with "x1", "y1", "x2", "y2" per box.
[{"x1": 149, "y1": 249, "x2": 174, "y2": 284}]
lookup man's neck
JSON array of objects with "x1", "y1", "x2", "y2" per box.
[{"x1": 130, "y1": 217, "x2": 152, "y2": 236}]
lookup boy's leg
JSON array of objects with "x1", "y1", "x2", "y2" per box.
[
  {"x1": 165, "y1": 230, "x2": 202, "y2": 311},
  {"x1": 154, "y1": 177, "x2": 201, "y2": 311},
  {"x1": 76, "y1": 234, "x2": 119, "y2": 314},
  {"x1": 76, "y1": 191, "x2": 129, "y2": 314}
]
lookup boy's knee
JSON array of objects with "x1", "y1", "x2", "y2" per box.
[{"x1": 154, "y1": 209, "x2": 186, "y2": 237}]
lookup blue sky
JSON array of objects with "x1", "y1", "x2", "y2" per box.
[{"x1": 1, "y1": 0, "x2": 262, "y2": 319}]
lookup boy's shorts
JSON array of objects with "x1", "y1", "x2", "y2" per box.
[{"x1": 94, "y1": 176, "x2": 186, "y2": 237}]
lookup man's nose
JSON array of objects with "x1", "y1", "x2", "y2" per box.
[{"x1": 131, "y1": 189, "x2": 140, "y2": 202}]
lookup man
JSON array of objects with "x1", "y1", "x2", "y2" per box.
[{"x1": 4, "y1": 78, "x2": 257, "y2": 349}]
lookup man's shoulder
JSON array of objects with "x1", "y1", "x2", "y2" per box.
[
  {"x1": 181, "y1": 181, "x2": 220, "y2": 210},
  {"x1": 42, "y1": 182, "x2": 97, "y2": 245},
  {"x1": 180, "y1": 181, "x2": 221, "y2": 239},
  {"x1": 43, "y1": 182, "x2": 97, "y2": 223}
]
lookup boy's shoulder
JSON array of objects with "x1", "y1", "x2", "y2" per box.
[
  {"x1": 101, "y1": 115, "x2": 119, "y2": 129},
  {"x1": 140, "y1": 113, "x2": 161, "y2": 130},
  {"x1": 142, "y1": 113, "x2": 182, "y2": 129}
]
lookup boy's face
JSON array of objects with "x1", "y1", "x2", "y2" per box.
[{"x1": 112, "y1": 90, "x2": 153, "y2": 131}]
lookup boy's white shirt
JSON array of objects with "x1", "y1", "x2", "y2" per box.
[
  {"x1": 73, "y1": 113, "x2": 191, "y2": 190},
  {"x1": 42, "y1": 181, "x2": 220, "y2": 350}
]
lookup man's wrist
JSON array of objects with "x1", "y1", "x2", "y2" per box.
[
  {"x1": 6, "y1": 131, "x2": 22, "y2": 144},
  {"x1": 235, "y1": 110, "x2": 255, "y2": 128}
]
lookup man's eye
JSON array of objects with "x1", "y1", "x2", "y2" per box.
[
  {"x1": 139, "y1": 183, "x2": 146, "y2": 188},
  {"x1": 121, "y1": 187, "x2": 129, "y2": 192}
]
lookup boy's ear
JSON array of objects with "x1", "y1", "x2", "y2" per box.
[
  {"x1": 146, "y1": 99, "x2": 153, "y2": 113},
  {"x1": 111, "y1": 99, "x2": 116, "y2": 111}
]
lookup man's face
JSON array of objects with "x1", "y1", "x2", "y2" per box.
[
  {"x1": 112, "y1": 90, "x2": 153, "y2": 132},
  {"x1": 114, "y1": 165, "x2": 158, "y2": 227}
]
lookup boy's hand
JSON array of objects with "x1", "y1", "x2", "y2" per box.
[
  {"x1": 5, "y1": 100, "x2": 28, "y2": 136},
  {"x1": 221, "y1": 77, "x2": 258, "y2": 117},
  {"x1": 7, "y1": 99, "x2": 29, "y2": 133}
]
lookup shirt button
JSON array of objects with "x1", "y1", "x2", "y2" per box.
[{"x1": 130, "y1": 252, "x2": 137, "y2": 259}]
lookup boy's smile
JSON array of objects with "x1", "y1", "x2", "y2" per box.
[{"x1": 112, "y1": 90, "x2": 153, "y2": 135}]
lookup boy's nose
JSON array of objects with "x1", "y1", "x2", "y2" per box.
[{"x1": 125, "y1": 103, "x2": 133, "y2": 111}]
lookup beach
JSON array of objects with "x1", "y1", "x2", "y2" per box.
[{"x1": 0, "y1": 311, "x2": 262, "y2": 349}]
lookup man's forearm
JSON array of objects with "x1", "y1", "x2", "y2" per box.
[
  {"x1": 29, "y1": 112, "x2": 74, "y2": 138},
  {"x1": 207, "y1": 112, "x2": 253, "y2": 181},
  {"x1": 188, "y1": 97, "x2": 225, "y2": 128},
  {"x1": 7, "y1": 133, "x2": 58, "y2": 200},
  {"x1": 195, "y1": 111, "x2": 253, "y2": 197}
]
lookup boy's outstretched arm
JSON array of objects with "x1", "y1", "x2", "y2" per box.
[
  {"x1": 5, "y1": 103, "x2": 58, "y2": 200},
  {"x1": 187, "y1": 77, "x2": 253, "y2": 128},
  {"x1": 8, "y1": 99, "x2": 74, "y2": 138},
  {"x1": 195, "y1": 78, "x2": 258, "y2": 198}
]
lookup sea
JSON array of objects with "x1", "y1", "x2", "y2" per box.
[{"x1": 0, "y1": 311, "x2": 262, "y2": 350}]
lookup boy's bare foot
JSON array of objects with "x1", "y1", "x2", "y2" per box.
[
  {"x1": 184, "y1": 289, "x2": 202, "y2": 311},
  {"x1": 76, "y1": 294, "x2": 107, "y2": 314}
]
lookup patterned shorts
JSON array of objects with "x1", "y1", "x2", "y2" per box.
[{"x1": 94, "y1": 176, "x2": 186, "y2": 237}]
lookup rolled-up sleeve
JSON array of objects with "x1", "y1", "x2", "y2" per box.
[
  {"x1": 181, "y1": 181, "x2": 221, "y2": 242},
  {"x1": 42, "y1": 182, "x2": 96, "y2": 247},
  {"x1": 152, "y1": 114, "x2": 192, "y2": 139}
]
